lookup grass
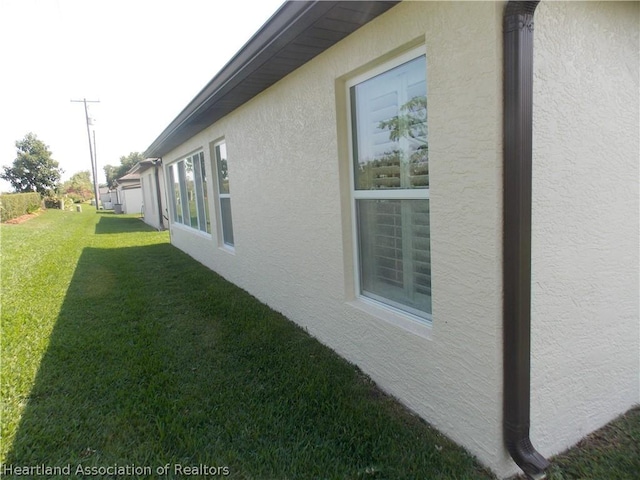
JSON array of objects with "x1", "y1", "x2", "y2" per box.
[
  {"x1": 1, "y1": 209, "x2": 493, "y2": 479},
  {"x1": 542, "y1": 407, "x2": 640, "y2": 480},
  {"x1": 2, "y1": 210, "x2": 638, "y2": 480}
]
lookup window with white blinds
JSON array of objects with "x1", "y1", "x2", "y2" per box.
[{"x1": 348, "y1": 49, "x2": 431, "y2": 321}]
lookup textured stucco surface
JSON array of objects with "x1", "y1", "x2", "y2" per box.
[
  {"x1": 119, "y1": 186, "x2": 142, "y2": 216},
  {"x1": 165, "y1": 1, "x2": 510, "y2": 475},
  {"x1": 160, "y1": 1, "x2": 639, "y2": 478},
  {"x1": 531, "y1": 0, "x2": 640, "y2": 460},
  {"x1": 140, "y1": 167, "x2": 165, "y2": 230}
]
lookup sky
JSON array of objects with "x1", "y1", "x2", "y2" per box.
[{"x1": 0, "y1": 0, "x2": 284, "y2": 192}]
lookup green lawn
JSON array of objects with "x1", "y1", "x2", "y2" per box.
[
  {"x1": 1, "y1": 209, "x2": 493, "y2": 479},
  {"x1": 543, "y1": 407, "x2": 640, "y2": 480},
  {"x1": 1, "y1": 210, "x2": 638, "y2": 480}
]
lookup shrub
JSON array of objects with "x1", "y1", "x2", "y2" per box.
[
  {"x1": 43, "y1": 196, "x2": 64, "y2": 210},
  {"x1": 61, "y1": 195, "x2": 80, "y2": 211},
  {"x1": 65, "y1": 191, "x2": 89, "y2": 204},
  {"x1": 0, "y1": 192, "x2": 41, "y2": 222}
]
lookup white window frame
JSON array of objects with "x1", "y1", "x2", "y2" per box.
[
  {"x1": 346, "y1": 46, "x2": 432, "y2": 327},
  {"x1": 212, "y1": 139, "x2": 234, "y2": 251}
]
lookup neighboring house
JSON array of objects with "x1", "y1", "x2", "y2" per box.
[
  {"x1": 143, "y1": 1, "x2": 639, "y2": 478},
  {"x1": 98, "y1": 186, "x2": 114, "y2": 210},
  {"x1": 99, "y1": 186, "x2": 123, "y2": 210},
  {"x1": 131, "y1": 159, "x2": 167, "y2": 230},
  {"x1": 114, "y1": 171, "x2": 143, "y2": 215}
]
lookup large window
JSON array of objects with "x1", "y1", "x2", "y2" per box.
[
  {"x1": 348, "y1": 49, "x2": 431, "y2": 321},
  {"x1": 168, "y1": 151, "x2": 211, "y2": 233},
  {"x1": 213, "y1": 140, "x2": 234, "y2": 247}
]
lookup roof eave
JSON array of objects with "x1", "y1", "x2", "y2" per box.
[{"x1": 144, "y1": 0, "x2": 399, "y2": 159}]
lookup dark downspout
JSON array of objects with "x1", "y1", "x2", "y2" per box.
[
  {"x1": 503, "y1": 1, "x2": 550, "y2": 479},
  {"x1": 153, "y1": 158, "x2": 165, "y2": 231}
]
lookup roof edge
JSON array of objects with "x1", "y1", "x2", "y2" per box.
[
  {"x1": 144, "y1": 1, "x2": 399, "y2": 159},
  {"x1": 144, "y1": 1, "x2": 332, "y2": 158}
]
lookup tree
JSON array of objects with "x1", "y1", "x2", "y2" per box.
[
  {"x1": 62, "y1": 170, "x2": 94, "y2": 203},
  {"x1": 1, "y1": 133, "x2": 63, "y2": 196},
  {"x1": 103, "y1": 152, "x2": 145, "y2": 188}
]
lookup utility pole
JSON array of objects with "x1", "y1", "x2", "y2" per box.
[
  {"x1": 71, "y1": 98, "x2": 100, "y2": 211},
  {"x1": 93, "y1": 130, "x2": 97, "y2": 164}
]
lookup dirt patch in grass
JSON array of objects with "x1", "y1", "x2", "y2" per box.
[{"x1": 2, "y1": 211, "x2": 42, "y2": 224}]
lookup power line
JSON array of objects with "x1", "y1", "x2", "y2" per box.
[{"x1": 71, "y1": 98, "x2": 100, "y2": 212}]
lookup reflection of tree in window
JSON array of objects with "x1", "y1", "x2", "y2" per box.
[
  {"x1": 169, "y1": 164, "x2": 182, "y2": 224},
  {"x1": 379, "y1": 95, "x2": 428, "y2": 186},
  {"x1": 357, "y1": 95, "x2": 428, "y2": 190},
  {"x1": 197, "y1": 152, "x2": 211, "y2": 233},
  {"x1": 184, "y1": 157, "x2": 198, "y2": 228},
  {"x1": 215, "y1": 142, "x2": 233, "y2": 247},
  {"x1": 219, "y1": 159, "x2": 228, "y2": 190}
]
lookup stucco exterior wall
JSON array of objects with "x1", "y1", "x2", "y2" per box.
[
  {"x1": 161, "y1": 1, "x2": 638, "y2": 478},
  {"x1": 531, "y1": 0, "x2": 640, "y2": 460},
  {"x1": 140, "y1": 171, "x2": 156, "y2": 228},
  {"x1": 140, "y1": 167, "x2": 166, "y2": 230},
  {"x1": 120, "y1": 186, "x2": 143, "y2": 215},
  {"x1": 165, "y1": 1, "x2": 511, "y2": 475}
]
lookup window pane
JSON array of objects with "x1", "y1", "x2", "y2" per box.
[
  {"x1": 193, "y1": 153, "x2": 209, "y2": 233},
  {"x1": 184, "y1": 157, "x2": 198, "y2": 229},
  {"x1": 357, "y1": 198, "x2": 431, "y2": 317},
  {"x1": 177, "y1": 161, "x2": 190, "y2": 224},
  {"x1": 169, "y1": 164, "x2": 183, "y2": 224},
  {"x1": 216, "y1": 143, "x2": 229, "y2": 194},
  {"x1": 220, "y1": 197, "x2": 234, "y2": 246},
  {"x1": 352, "y1": 55, "x2": 428, "y2": 190},
  {"x1": 215, "y1": 141, "x2": 234, "y2": 247},
  {"x1": 198, "y1": 152, "x2": 211, "y2": 233}
]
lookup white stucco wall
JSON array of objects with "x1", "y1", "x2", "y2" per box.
[
  {"x1": 140, "y1": 168, "x2": 166, "y2": 230},
  {"x1": 161, "y1": 1, "x2": 638, "y2": 478},
  {"x1": 140, "y1": 173, "x2": 155, "y2": 226},
  {"x1": 165, "y1": 1, "x2": 512, "y2": 475},
  {"x1": 531, "y1": 0, "x2": 639, "y2": 460},
  {"x1": 120, "y1": 186, "x2": 143, "y2": 215}
]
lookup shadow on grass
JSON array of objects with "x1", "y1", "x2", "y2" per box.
[
  {"x1": 94, "y1": 215, "x2": 154, "y2": 235},
  {"x1": 3, "y1": 244, "x2": 182, "y2": 477},
  {"x1": 4, "y1": 243, "x2": 493, "y2": 479}
]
